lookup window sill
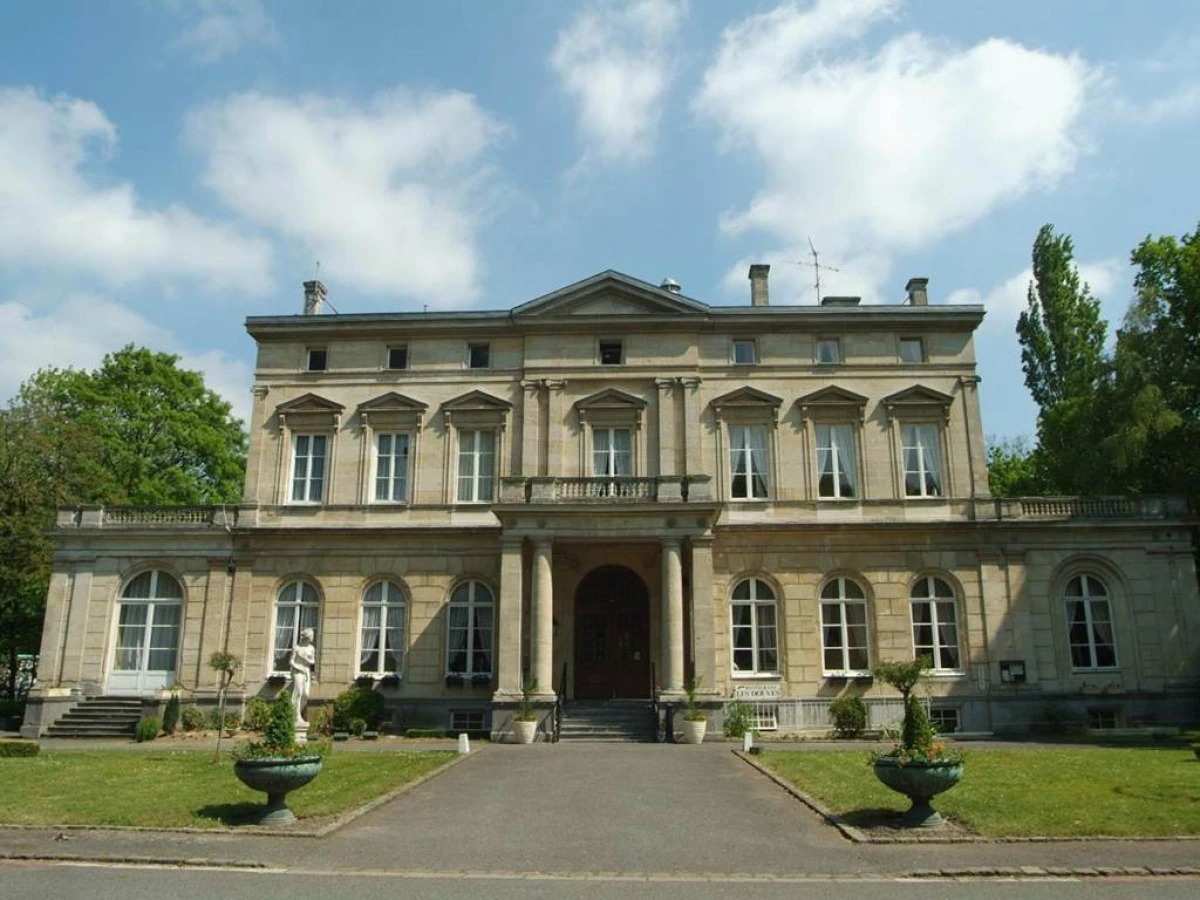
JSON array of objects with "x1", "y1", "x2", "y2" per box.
[
  {"x1": 816, "y1": 497, "x2": 859, "y2": 503},
  {"x1": 823, "y1": 671, "x2": 873, "y2": 680},
  {"x1": 1071, "y1": 667, "x2": 1122, "y2": 675},
  {"x1": 902, "y1": 495, "x2": 945, "y2": 502},
  {"x1": 927, "y1": 670, "x2": 966, "y2": 678},
  {"x1": 731, "y1": 673, "x2": 781, "y2": 680}
]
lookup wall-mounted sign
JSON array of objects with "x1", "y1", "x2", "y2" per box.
[
  {"x1": 733, "y1": 683, "x2": 782, "y2": 700},
  {"x1": 999, "y1": 660, "x2": 1027, "y2": 684}
]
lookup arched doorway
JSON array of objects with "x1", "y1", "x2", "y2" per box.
[{"x1": 574, "y1": 565, "x2": 651, "y2": 699}]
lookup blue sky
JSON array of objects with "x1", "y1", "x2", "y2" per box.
[{"x1": 1, "y1": 1, "x2": 1197, "y2": 439}]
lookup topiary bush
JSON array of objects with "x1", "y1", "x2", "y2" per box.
[
  {"x1": 723, "y1": 701, "x2": 755, "y2": 739},
  {"x1": 244, "y1": 697, "x2": 272, "y2": 732},
  {"x1": 180, "y1": 705, "x2": 205, "y2": 731},
  {"x1": 332, "y1": 685, "x2": 386, "y2": 732},
  {"x1": 0, "y1": 740, "x2": 39, "y2": 757},
  {"x1": 263, "y1": 691, "x2": 296, "y2": 750},
  {"x1": 135, "y1": 715, "x2": 161, "y2": 743},
  {"x1": 162, "y1": 695, "x2": 180, "y2": 735},
  {"x1": 829, "y1": 694, "x2": 868, "y2": 738}
]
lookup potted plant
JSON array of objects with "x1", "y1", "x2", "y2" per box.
[
  {"x1": 679, "y1": 676, "x2": 707, "y2": 744},
  {"x1": 232, "y1": 692, "x2": 323, "y2": 825},
  {"x1": 870, "y1": 656, "x2": 964, "y2": 828},
  {"x1": 513, "y1": 679, "x2": 539, "y2": 744}
]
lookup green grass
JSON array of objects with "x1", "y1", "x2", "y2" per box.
[
  {"x1": 758, "y1": 748, "x2": 1200, "y2": 837},
  {"x1": 0, "y1": 749, "x2": 455, "y2": 828}
]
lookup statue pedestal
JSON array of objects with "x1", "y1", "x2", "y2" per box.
[{"x1": 296, "y1": 722, "x2": 310, "y2": 743}]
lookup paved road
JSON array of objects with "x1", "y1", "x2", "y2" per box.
[{"x1": 1, "y1": 862, "x2": 1197, "y2": 900}]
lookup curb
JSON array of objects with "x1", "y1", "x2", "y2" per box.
[
  {"x1": 0, "y1": 853, "x2": 272, "y2": 869},
  {"x1": 0, "y1": 748, "x2": 474, "y2": 840},
  {"x1": 733, "y1": 750, "x2": 1200, "y2": 845}
]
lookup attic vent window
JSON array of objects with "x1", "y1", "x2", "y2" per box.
[
  {"x1": 468, "y1": 343, "x2": 490, "y2": 369},
  {"x1": 387, "y1": 346, "x2": 408, "y2": 370},
  {"x1": 306, "y1": 348, "x2": 328, "y2": 372},
  {"x1": 599, "y1": 340, "x2": 624, "y2": 365}
]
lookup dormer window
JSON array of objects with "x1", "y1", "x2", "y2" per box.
[
  {"x1": 599, "y1": 339, "x2": 624, "y2": 365},
  {"x1": 306, "y1": 348, "x2": 328, "y2": 372}
]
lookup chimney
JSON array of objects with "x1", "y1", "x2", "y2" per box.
[
  {"x1": 749, "y1": 264, "x2": 770, "y2": 306},
  {"x1": 660, "y1": 276, "x2": 682, "y2": 294},
  {"x1": 303, "y1": 280, "x2": 327, "y2": 315},
  {"x1": 905, "y1": 277, "x2": 929, "y2": 306}
]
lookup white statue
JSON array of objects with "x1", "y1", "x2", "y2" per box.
[{"x1": 289, "y1": 627, "x2": 316, "y2": 727}]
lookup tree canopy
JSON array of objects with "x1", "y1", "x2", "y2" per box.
[{"x1": 0, "y1": 346, "x2": 247, "y2": 698}]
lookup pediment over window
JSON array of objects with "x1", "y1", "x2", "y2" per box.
[
  {"x1": 511, "y1": 270, "x2": 709, "y2": 318},
  {"x1": 795, "y1": 386, "x2": 868, "y2": 421},
  {"x1": 357, "y1": 392, "x2": 428, "y2": 430},
  {"x1": 575, "y1": 387, "x2": 647, "y2": 427},
  {"x1": 274, "y1": 392, "x2": 344, "y2": 431},
  {"x1": 881, "y1": 384, "x2": 954, "y2": 421},
  {"x1": 441, "y1": 389, "x2": 512, "y2": 426},
  {"x1": 711, "y1": 386, "x2": 783, "y2": 421}
]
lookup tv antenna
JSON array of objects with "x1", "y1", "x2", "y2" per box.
[{"x1": 797, "y1": 237, "x2": 840, "y2": 303}]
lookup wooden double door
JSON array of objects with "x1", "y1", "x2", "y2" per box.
[{"x1": 574, "y1": 565, "x2": 651, "y2": 700}]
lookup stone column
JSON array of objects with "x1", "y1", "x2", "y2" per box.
[
  {"x1": 532, "y1": 539, "x2": 556, "y2": 696},
  {"x1": 655, "y1": 378, "x2": 676, "y2": 476},
  {"x1": 495, "y1": 538, "x2": 524, "y2": 697},
  {"x1": 689, "y1": 538, "x2": 716, "y2": 694},
  {"x1": 661, "y1": 538, "x2": 685, "y2": 694}
]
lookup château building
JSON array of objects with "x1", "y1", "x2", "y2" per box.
[{"x1": 22, "y1": 267, "x2": 1200, "y2": 739}]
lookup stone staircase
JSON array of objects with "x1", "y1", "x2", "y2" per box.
[
  {"x1": 45, "y1": 696, "x2": 143, "y2": 738},
  {"x1": 557, "y1": 700, "x2": 657, "y2": 742}
]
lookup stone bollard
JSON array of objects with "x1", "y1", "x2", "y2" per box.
[
  {"x1": 743, "y1": 732, "x2": 753, "y2": 753},
  {"x1": 457, "y1": 733, "x2": 470, "y2": 755}
]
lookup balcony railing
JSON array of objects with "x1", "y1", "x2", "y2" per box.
[
  {"x1": 499, "y1": 475, "x2": 713, "y2": 504},
  {"x1": 999, "y1": 496, "x2": 1188, "y2": 521},
  {"x1": 56, "y1": 506, "x2": 238, "y2": 529}
]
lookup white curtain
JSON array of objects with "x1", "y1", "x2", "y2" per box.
[
  {"x1": 360, "y1": 605, "x2": 382, "y2": 670},
  {"x1": 385, "y1": 605, "x2": 405, "y2": 671},
  {"x1": 613, "y1": 428, "x2": 632, "y2": 476},
  {"x1": 448, "y1": 605, "x2": 470, "y2": 673},
  {"x1": 746, "y1": 426, "x2": 768, "y2": 497},
  {"x1": 918, "y1": 425, "x2": 943, "y2": 495},
  {"x1": 830, "y1": 425, "x2": 857, "y2": 497},
  {"x1": 592, "y1": 428, "x2": 611, "y2": 476}
]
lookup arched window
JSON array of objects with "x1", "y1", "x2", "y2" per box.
[
  {"x1": 274, "y1": 581, "x2": 319, "y2": 672},
  {"x1": 910, "y1": 576, "x2": 961, "y2": 671},
  {"x1": 819, "y1": 577, "x2": 870, "y2": 675},
  {"x1": 447, "y1": 581, "x2": 494, "y2": 677},
  {"x1": 731, "y1": 578, "x2": 779, "y2": 676},
  {"x1": 1065, "y1": 574, "x2": 1117, "y2": 669},
  {"x1": 111, "y1": 570, "x2": 184, "y2": 692},
  {"x1": 360, "y1": 581, "x2": 407, "y2": 676}
]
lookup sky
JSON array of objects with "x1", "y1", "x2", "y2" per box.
[{"x1": 1, "y1": 0, "x2": 1197, "y2": 439}]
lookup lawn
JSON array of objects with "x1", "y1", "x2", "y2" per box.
[
  {"x1": 0, "y1": 749, "x2": 455, "y2": 828},
  {"x1": 757, "y1": 747, "x2": 1200, "y2": 837}
]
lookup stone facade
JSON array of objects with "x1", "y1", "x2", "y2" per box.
[{"x1": 23, "y1": 269, "x2": 1200, "y2": 739}]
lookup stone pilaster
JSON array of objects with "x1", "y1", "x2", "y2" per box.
[
  {"x1": 545, "y1": 380, "x2": 567, "y2": 477},
  {"x1": 495, "y1": 538, "x2": 524, "y2": 697},
  {"x1": 521, "y1": 380, "x2": 542, "y2": 477},
  {"x1": 680, "y1": 377, "x2": 701, "y2": 476},
  {"x1": 655, "y1": 378, "x2": 676, "y2": 476},
  {"x1": 689, "y1": 537, "x2": 716, "y2": 694}
]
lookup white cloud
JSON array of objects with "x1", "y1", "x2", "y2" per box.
[
  {"x1": 551, "y1": 0, "x2": 687, "y2": 165},
  {"x1": 171, "y1": 0, "x2": 279, "y2": 65},
  {"x1": 694, "y1": 0, "x2": 1093, "y2": 301},
  {"x1": 1109, "y1": 82, "x2": 1200, "y2": 125},
  {"x1": 0, "y1": 294, "x2": 253, "y2": 423},
  {"x1": 0, "y1": 87, "x2": 273, "y2": 294},
  {"x1": 187, "y1": 89, "x2": 508, "y2": 306}
]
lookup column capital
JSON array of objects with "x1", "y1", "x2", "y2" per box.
[
  {"x1": 521, "y1": 379, "x2": 542, "y2": 395},
  {"x1": 545, "y1": 379, "x2": 568, "y2": 393},
  {"x1": 533, "y1": 537, "x2": 554, "y2": 553},
  {"x1": 662, "y1": 537, "x2": 682, "y2": 552},
  {"x1": 677, "y1": 376, "x2": 701, "y2": 390},
  {"x1": 501, "y1": 536, "x2": 524, "y2": 552},
  {"x1": 655, "y1": 377, "x2": 676, "y2": 393}
]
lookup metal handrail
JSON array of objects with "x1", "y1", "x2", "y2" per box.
[
  {"x1": 650, "y1": 661, "x2": 660, "y2": 742},
  {"x1": 553, "y1": 660, "x2": 567, "y2": 743}
]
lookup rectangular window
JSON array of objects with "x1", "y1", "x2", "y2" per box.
[
  {"x1": 599, "y1": 339, "x2": 623, "y2": 365},
  {"x1": 1067, "y1": 598, "x2": 1117, "y2": 669},
  {"x1": 592, "y1": 427, "x2": 632, "y2": 478},
  {"x1": 306, "y1": 348, "x2": 327, "y2": 372},
  {"x1": 899, "y1": 337, "x2": 925, "y2": 363},
  {"x1": 387, "y1": 346, "x2": 408, "y2": 370},
  {"x1": 732, "y1": 339, "x2": 758, "y2": 365},
  {"x1": 290, "y1": 434, "x2": 327, "y2": 502},
  {"x1": 816, "y1": 338, "x2": 841, "y2": 364},
  {"x1": 816, "y1": 424, "x2": 858, "y2": 498},
  {"x1": 467, "y1": 343, "x2": 490, "y2": 369},
  {"x1": 457, "y1": 429, "x2": 496, "y2": 503},
  {"x1": 731, "y1": 604, "x2": 778, "y2": 674},
  {"x1": 901, "y1": 423, "x2": 943, "y2": 497},
  {"x1": 374, "y1": 433, "x2": 410, "y2": 502},
  {"x1": 729, "y1": 425, "x2": 769, "y2": 499},
  {"x1": 820, "y1": 602, "x2": 870, "y2": 674},
  {"x1": 451, "y1": 710, "x2": 485, "y2": 732},
  {"x1": 929, "y1": 707, "x2": 960, "y2": 734}
]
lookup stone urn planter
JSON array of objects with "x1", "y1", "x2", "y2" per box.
[
  {"x1": 678, "y1": 716, "x2": 707, "y2": 744},
  {"x1": 233, "y1": 756, "x2": 324, "y2": 825},
  {"x1": 872, "y1": 758, "x2": 963, "y2": 827},
  {"x1": 513, "y1": 717, "x2": 538, "y2": 744}
]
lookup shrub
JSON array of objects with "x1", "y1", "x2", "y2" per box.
[
  {"x1": 307, "y1": 704, "x2": 332, "y2": 736},
  {"x1": 829, "y1": 695, "x2": 868, "y2": 738},
  {"x1": 349, "y1": 717, "x2": 367, "y2": 736},
  {"x1": 244, "y1": 697, "x2": 273, "y2": 732},
  {"x1": 332, "y1": 685, "x2": 386, "y2": 731},
  {"x1": 135, "y1": 715, "x2": 161, "y2": 743},
  {"x1": 263, "y1": 692, "x2": 295, "y2": 749},
  {"x1": 222, "y1": 712, "x2": 241, "y2": 734},
  {"x1": 0, "y1": 699, "x2": 26, "y2": 720},
  {"x1": 162, "y1": 695, "x2": 180, "y2": 735},
  {"x1": 723, "y1": 701, "x2": 755, "y2": 739},
  {"x1": 0, "y1": 740, "x2": 39, "y2": 757},
  {"x1": 406, "y1": 727, "x2": 448, "y2": 739},
  {"x1": 1030, "y1": 702, "x2": 1087, "y2": 736},
  {"x1": 180, "y1": 705, "x2": 205, "y2": 731}
]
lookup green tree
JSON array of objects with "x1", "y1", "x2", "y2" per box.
[
  {"x1": 1108, "y1": 223, "x2": 1200, "y2": 505},
  {"x1": 985, "y1": 436, "x2": 1044, "y2": 498},
  {"x1": 1015, "y1": 225, "x2": 1112, "y2": 494},
  {"x1": 0, "y1": 347, "x2": 247, "y2": 698}
]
